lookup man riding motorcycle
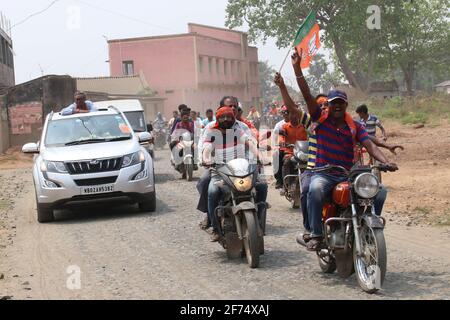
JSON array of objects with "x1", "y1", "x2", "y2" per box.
[
  {"x1": 276, "y1": 48, "x2": 398, "y2": 251},
  {"x1": 196, "y1": 97, "x2": 252, "y2": 223},
  {"x1": 202, "y1": 107, "x2": 268, "y2": 242}
]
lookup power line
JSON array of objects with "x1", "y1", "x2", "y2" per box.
[
  {"x1": 7, "y1": 0, "x2": 62, "y2": 33},
  {"x1": 74, "y1": 0, "x2": 179, "y2": 33}
]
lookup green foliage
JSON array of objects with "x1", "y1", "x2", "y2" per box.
[
  {"x1": 364, "y1": 93, "x2": 449, "y2": 125},
  {"x1": 259, "y1": 60, "x2": 300, "y2": 105},
  {"x1": 225, "y1": 0, "x2": 450, "y2": 94}
]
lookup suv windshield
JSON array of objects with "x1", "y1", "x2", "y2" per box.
[
  {"x1": 45, "y1": 114, "x2": 133, "y2": 147},
  {"x1": 125, "y1": 111, "x2": 146, "y2": 132}
]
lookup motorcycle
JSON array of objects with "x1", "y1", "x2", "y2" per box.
[
  {"x1": 209, "y1": 159, "x2": 268, "y2": 268},
  {"x1": 171, "y1": 132, "x2": 197, "y2": 181},
  {"x1": 297, "y1": 164, "x2": 391, "y2": 293},
  {"x1": 281, "y1": 141, "x2": 309, "y2": 209},
  {"x1": 153, "y1": 124, "x2": 167, "y2": 150}
]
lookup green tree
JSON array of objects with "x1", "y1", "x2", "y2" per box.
[
  {"x1": 226, "y1": 0, "x2": 450, "y2": 95},
  {"x1": 383, "y1": 0, "x2": 450, "y2": 95},
  {"x1": 305, "y1": 53, "x2": 343, "y2": 94},
  {"x1": 259, "y1": 60, "x2": 300, "y2": 106}
]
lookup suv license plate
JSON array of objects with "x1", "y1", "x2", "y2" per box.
[{"x1": 81, "y1": 184, "x2": 114, "y2": 195}]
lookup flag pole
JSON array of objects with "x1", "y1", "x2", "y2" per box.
[{"x1": 278, "y1": 40, "x2": 295, "y2": 73}]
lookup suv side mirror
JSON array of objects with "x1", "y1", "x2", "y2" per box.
[
  {"x1": 146, "y1": 124, "x2": 153, "y2": 132},
  {"x1": 22, "y1": 143, "x2": 39, "y2": 154},
  {"x1": 138, "y1": 132, "x2": 152, "y2": 143}
]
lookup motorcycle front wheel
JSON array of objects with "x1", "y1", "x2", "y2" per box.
[
  {"x1": 186, "y1": 162, "x2": 193, "y2": 181},
  {"x1": 354, "y1": 225, "x2": 387, "y2": 293},
  {"x1": 242, "y1": 210, "x2": 260, "y2": 268}
]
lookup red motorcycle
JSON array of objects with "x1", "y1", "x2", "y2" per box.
[{"x1": 297, "y1": 164, "x2": 396, "y2": 293}]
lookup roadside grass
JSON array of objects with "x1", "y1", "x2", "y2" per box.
[
  {"x1": 0, "y1": 200, "x2": 10, "y2": 211},
  {"x1": 352, "y1": 92, "x2": 449, "y2": 125},
  {"x1": 436, "y1": 209, "x2": 450, "y2": 226}
]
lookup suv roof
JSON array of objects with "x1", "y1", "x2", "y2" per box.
[
  {"x1": 94, "y1": 99, "x2": 143, "y2": 113},
  {"x1": 51, "y1": 107, "x2": 120, "y2": 121}
]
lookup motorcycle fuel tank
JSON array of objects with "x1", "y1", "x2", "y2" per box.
[{"x1": 332, "y1": 182, "x2": 351, "y2": 207}]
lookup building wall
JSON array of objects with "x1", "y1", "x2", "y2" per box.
[
  {"x1": 109, "y1": 35, "x2": 197, "y2": 90},
  {"x1": 109, "y1": 25, "x2": 261, "y2": 118},
  {"x1": 0, "y1": 95, "x2": 9, "y2": 153},
  {"x1": 189, "y1": 24, "x2": 242, "y2": 44},
  {"x1": 4, "y1": 76, "x2": 76, "y2": 147},
  {"x1": 0, "y1": 30, "x2": 15, "y2": 88}
]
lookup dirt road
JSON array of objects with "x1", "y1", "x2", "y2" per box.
[{"x1": 0, "y1": 149, "x2": 449, "y2": 300}]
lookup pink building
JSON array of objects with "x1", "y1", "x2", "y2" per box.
[{"x1": 108, "y1": 23, "x2": 261, "y2": 119}]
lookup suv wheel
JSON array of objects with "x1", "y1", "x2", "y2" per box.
[
  {"x1": 37, "y1": 204, "x2": 55, "y2": 223},
  {"x1": 139, "y1": 191, "x2": 156, "y2": 212}
]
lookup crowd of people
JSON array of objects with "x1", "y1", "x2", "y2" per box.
[{"x1": 59, "y1": 48, "x2": 403, "y2": 252}]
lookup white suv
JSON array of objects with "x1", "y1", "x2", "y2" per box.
[{"x1": 22, "y1": 106, "x2": 156, "y2": 223}]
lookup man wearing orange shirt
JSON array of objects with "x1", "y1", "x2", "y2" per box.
[{"x1": 279, "y1": 110, "x2": 309, "y2": 187}]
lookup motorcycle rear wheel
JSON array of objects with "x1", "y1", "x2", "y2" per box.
[
  {"x1": 354, "y1": 226, "x2": 387, "y2": 294},
  {"x1": 242, "y1": 210, "x2": 260, "y2": 268}
]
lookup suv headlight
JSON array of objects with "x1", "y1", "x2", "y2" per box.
[
  {"x1": 42, "y1": 161, "x2": 68, "y2": 173},
  {"x1": 232, "y1": 176, "x2": 253, "y2": 192},
  {"x1": 122, "y1": 151, "x2": 145, "y2": 168},
  {"x1": 354, "y1": 173, "x2": 380, "y2": 199}
]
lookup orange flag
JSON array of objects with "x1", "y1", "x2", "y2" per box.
[{"x1": 294, "y1": 11, "x2": 321, "y2": 69}]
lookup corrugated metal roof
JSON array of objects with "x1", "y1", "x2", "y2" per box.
[
  {"x1": 434, "y1": 80, "x2": 450, "y2": 87},
  {"x1": 76, "y1": 74, "x2": 148, "y2": 95}
]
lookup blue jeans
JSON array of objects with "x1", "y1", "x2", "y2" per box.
[
  {"x1": 208, "y1": 176, "x2": 268, "y2": 232},
  {"x1": 300, "y1": 170, "x2": 313, "y2": 232},
  {"x1": 307, "y1": 173, "x2": 387, "y2": 238}
]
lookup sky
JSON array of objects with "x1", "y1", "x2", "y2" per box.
[{"x1": 1, "y1": 0, "x2": 317, "y2": 87}]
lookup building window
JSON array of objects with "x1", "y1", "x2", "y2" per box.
[
  {"x1": 198, "y1": 56, "x2": 203, "y2": 73},
  {"x1": 208, "y1": 57, "x2": 212, "y2": 74},
  {"x1": 216, "y1": 59, "x2": 220, "y2": 75},
  {"x1": 237, "y1": 62, "x2": 242, "y2": 76},
  {"x1": 122, "y1": 61, "x2": 134, "y2": 76},
  {"x1": 230, "y1": 61, "x2": 234, "y2": 75},
  {"x1": 224, "y1": 60, "x2": 228, "y2": 75}
]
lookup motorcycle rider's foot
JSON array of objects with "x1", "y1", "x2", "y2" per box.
[
  {"x1": 199, "y1": 216, "x2": 210, "y2": 230},
  {"x1": 210, "y1": 231, "x2": 220, "y2": 242},
  {"x1": 296, "y1": 232, "x2": 311, "y2": 245},
  {"x1": 306, "y1": 237, "x2": 323, "y2": 251},
  {"x1": 275, "y1": 182, "x2": 283, "y2": 189}
]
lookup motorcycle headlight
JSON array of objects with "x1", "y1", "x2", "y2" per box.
[
  {"x1": 232, "y1": 176, "x2": 253, "y2": 192},
  {"x1": 122, "y1": 151, "x2": 145, "y2": 167},
  {"x1": 44, "y1": 161, "x2": 68, "y2": 173},
  {"x1": 354, "y1": 173, "x2": 380, "y2": 199}
]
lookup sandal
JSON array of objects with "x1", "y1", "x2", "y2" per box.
[
  {"x1": 199, "y1": 216, "x2": 210, "y2": 230},
  {"x1": 306, "y1": 237, "x2": 324, "y2": 251}
]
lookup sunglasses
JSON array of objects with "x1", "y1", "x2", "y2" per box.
[{"x1": 218, "y1": 115, "x2": 234, "y2": 122}]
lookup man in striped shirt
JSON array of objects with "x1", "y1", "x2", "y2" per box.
[
  {"x1": 356, "y1": 104, "x2": 387, "y2": 140},
  {"x1": 277, "y1": 48, "x2": 398, "y2": 251},
  {"x1": 202, "y1": 107, "x2": 267, "y2": 242}
]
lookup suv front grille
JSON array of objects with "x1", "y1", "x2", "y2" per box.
[
  {"x1": 74, "y1": 176, "x2": 118, "y2": 186},
  {"x1": 66, "y1": 157, "x2": 122, "y2": 175}
]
